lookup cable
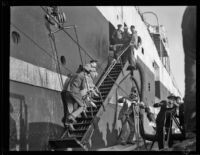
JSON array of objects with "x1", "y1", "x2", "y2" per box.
[
  {"x1": 47, "y1": 33, "x2": 63, "y2": 90},
  {"x1": 40, "y1": 6, "x2": 94, "y2": 60},
  {"x1": 48, "y1": 33, "x2": 64, "y2": 89},
  {"x1": 73, "y1": 25, "x2": 90, "y2": 92}
]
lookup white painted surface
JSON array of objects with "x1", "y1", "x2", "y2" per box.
[
  {"x1": 96, "y1": 6, "x2": 180, "y2": 97},
  {"x1": 10, "y1": 56, "x2": 68, "y2": 91}
]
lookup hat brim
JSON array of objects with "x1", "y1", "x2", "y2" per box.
[
  {"x1": 167, "y1": 96, "x2": 177, "y2": 100},
  {"x1": 90, "y1": 60, "x2": 98, "y2": 63}
]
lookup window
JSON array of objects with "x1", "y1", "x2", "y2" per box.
[
  {"x1": 153, "y1": 61, "x2": 160, "y2": 81},
  {"x1": 117, "y1": 15, "x2": 119, "y2": 20},
  {"x1": 12, "y1": 31, "x2": 21, "y2": 44},
  {"x1": 141, "y1": 47, "x2": 144, "y2": 54},
  {"x1": 148, "y1": 83, "x2": 151, "y2": 91},
  {"x1": 60, "y1": 56, "x2": 66, "y2": 65}
]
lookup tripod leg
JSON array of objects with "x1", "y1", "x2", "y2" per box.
[{"x1": 150, "y1": 139, "x2": 155, "y2": 150}]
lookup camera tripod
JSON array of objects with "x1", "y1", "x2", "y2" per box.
[
  {"x1": 150, "y1": 108, "x2": 184, "y2": 150},
  {"x1": 130, "y1": 101, "x2": 145, "y2": 151}
]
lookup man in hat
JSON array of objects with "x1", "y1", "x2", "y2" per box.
[
  {"x1": 117, "y1": 87, "x2": 139, "y2": 145},
  {"x1": 83, "y1": 60, "x2": 98, "y2": 72},
  {"x1": 122, "y1": 24, "x2": 131, "y2": 44},
  {"x1": 121, "y1": 25, "x2": 138, "y2": 72},
  {"x1": 167, "y1": 94, "x2": 179, "y2": 108},
  {"x1": 110, "y1": 24, "x2": 124, "y2": 62},
  {"x1": 61, "y1": 69, "x2": 90, "y2": 130},
  {"x1": 112, "y1": 24, "x2": 123, "y2": 45},
  {"x1": 130, "y1": 25, "x2": 138, "y2": 49},
  {"x1": 154, "y1": 94, "x2": 177, "y2": 150}
]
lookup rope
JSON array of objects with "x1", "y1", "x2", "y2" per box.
[
  {"x1": 49, "y1": 33, "x2": 64, "y2": 89},
  {"x1": 73, "y1": 25, "x2": 90, "y2": 93},
  {"x1": 73, "y1": 26, "x2": 84, "y2": 66},
  {"x1": 47, "y1": 33, "x2": 63, "y2": 90}
]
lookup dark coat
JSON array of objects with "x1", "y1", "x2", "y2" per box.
[{"x1": 154, "y1": 101, "x2": 176, "y2": 127}]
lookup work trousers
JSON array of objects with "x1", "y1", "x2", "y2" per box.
[
  {"x1": 121, "y1": 45, "x2": 136, "y2": 67},
  {"x1": 61, "y1": 91, "x2": 86, "y2": 120},
  {"x1": 156, "y1": 113, "x2": 173, "y2": 150},
  {"x1": 119, "y1": 115, "x2": 135, "y2": 142}
]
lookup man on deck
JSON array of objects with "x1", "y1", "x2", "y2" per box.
[
  {"x1": 121, "y1": 25, "x2": 139, "y2": 71},
  {"x1": 112, "y1": 24, "x2": 123, "y2": 45}
]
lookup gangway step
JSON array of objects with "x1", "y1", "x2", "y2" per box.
[{"x1": 48, "y1": 138, "x2": 83, "y2": 150}]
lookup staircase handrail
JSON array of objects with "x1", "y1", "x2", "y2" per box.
[{"x1": 96, "y1": 44, "x2": 130, "y2": 88}]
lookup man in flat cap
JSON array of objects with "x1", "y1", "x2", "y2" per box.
[
  {"x1": 154, "y1": 96, "x2": 177, "y2": 150},
  {"x1": 117, "y1": 87, "x2": 140, "y2": 145},
  {"x1": 112, "y1": 24, "x2": 123, "y2": 45},
  {"x1": 122, "y1": 24, "x2": 131, "y2": 44}
]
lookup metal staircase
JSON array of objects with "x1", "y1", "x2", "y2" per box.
[{"x1": 48, "y1": 45, "x2": 130, "y2": 151}]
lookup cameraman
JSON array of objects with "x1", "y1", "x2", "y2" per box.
[{"x1": 154, "y1": 94, "x2": 177, "y2": 150}]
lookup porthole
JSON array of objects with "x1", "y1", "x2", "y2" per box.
[
  {"x1": 148, "y1": 83, "x2": 150, "y2": 91},
  {"x1": 141, "y1": 47, "x2": 144, "y2": 54},
  {"x1": 12, "y1": 31, "x2": 21, "y2": 44},
  {"x1": 60, "y1": 56, "x2": 66, "y2": 65},
  {"x1": 117, "y1": 15, "x2": 119, "y2": 20}
]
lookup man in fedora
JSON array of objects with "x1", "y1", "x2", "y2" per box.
[{"x1": 122, "y1": 24, "x2": 131, "y2": 44}]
